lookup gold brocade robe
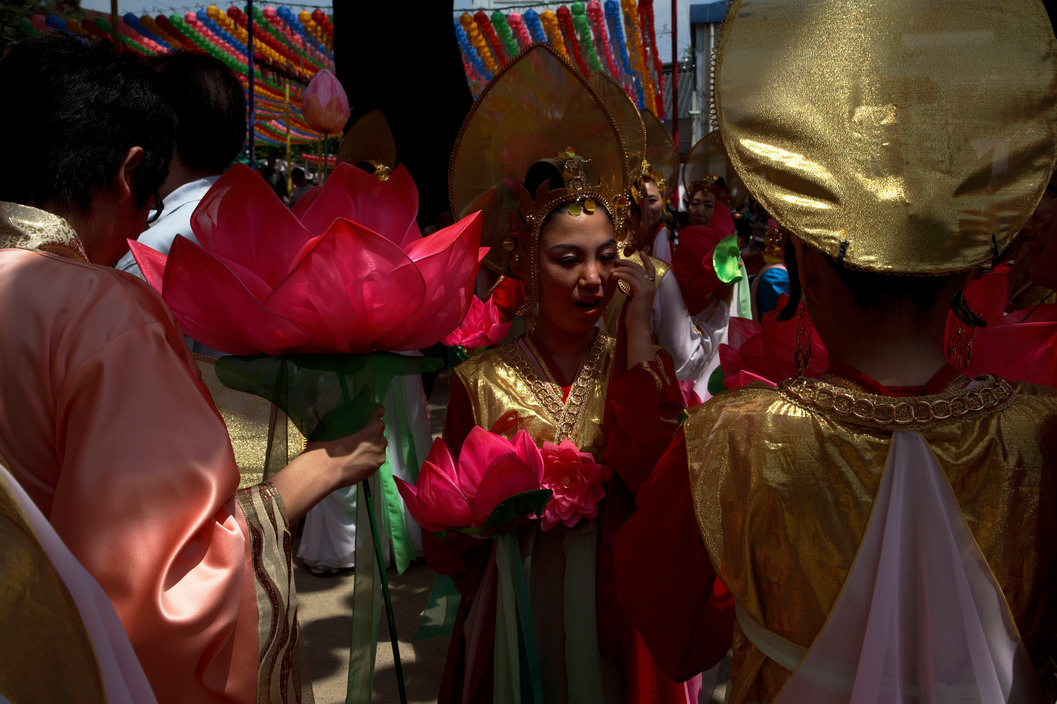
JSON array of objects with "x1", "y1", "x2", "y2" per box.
[
  {"x1": 451, "y1": 332, "x2": 615, "y2": 455},
  {"x1": 686, "y1": 376, "x2": 1057, "y2": 704}
]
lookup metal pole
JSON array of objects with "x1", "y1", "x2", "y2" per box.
[
  {"x1": 110, "y1": 0, "x2": 119, "y2": 46},
  {"x1": 671, "y1": 0, "x2": 678, "y2": 150},
  {"x1": 285, "y1": 82, "x2": 292, "y2": 194},
  {"x1": 247, "y1": 0, "x2": 256, "y2": 166}
]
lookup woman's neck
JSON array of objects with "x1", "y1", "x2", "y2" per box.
[{"x1": 530, "y1": 317, "x2": 597, "y2": 382}]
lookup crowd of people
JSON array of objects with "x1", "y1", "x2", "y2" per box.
[{"x1": 1, "y1": 0, "x2": 1056, "y2": 702}]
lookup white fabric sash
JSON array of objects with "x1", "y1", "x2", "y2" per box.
[{"x1": 740, "y1": 431, "x2": 1041, "y2": 703}]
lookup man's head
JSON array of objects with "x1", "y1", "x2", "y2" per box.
[
  {"x1": 152, "y1": 52, "x2": 246, "y2": 174},
  {"x1": 0, "y1": 34, "x2": 174, "y2": 220},
  {"x1": 292, "y1": 167, "x2": 307, "y2": 187}
]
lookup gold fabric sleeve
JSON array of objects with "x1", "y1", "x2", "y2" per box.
[
  {"x1": 687, "y1": 379, "x2": 1057, "y2": 703},
  {"x1": 0, "y1": 473, "x2": 106, "y2": 703}
]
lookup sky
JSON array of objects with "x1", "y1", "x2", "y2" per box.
[{"x1": 76, "y1": 0, "x2": 694, "y2": 61}]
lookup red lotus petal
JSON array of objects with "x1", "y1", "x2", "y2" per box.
[
  {"x1": 192, "y1": 164, "x2": 314, "y2": 287},
  {"x1": 457, "y1": 427, "x2": 518, "y2": 498},
  {"x1": 128, "y1": 238, "x2": 168, "y2": 293},
  {"x1": 291, "y1": 185, "x2": 324, "y2": 218},
  {"x1": 473, "y1": 453, "x2": 543, "y2": 525},
  {"x1": 422, "y1": 437, "x2": 458, "y2": 483},
  {"x1": 510, "y1": 430, "x2": 544, "y2": 481},
  {"x1": 158, "y1": 236, "x2": 312, "y2": 355},
  {"x1": 297, "y1": 163, "x2": 417, "y2": 247},
  {"x1": 386, "y1": 165, "x2": 423, "y2": 248},
  {"x1": 265, "y1": 218, "x2": 427, "y2": 353},
  {"x1": 419, "y1": 458, "x2": 473, "y2": 529},
  {"x1": 379, "y1": 212, "x2": 483, "y2": 350}
]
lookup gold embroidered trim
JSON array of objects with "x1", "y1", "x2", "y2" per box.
[
  {"x1": 642, "y1": 361, "x2": 663, "y2": 394},
  {"x1": 778, "y1": 374, "x2": 1015, "y2": 429},
  {"x1": 503, "y1": 329, "x2": 609, "y2": 441},
  {"x1": 0, "y1": 202, "x2": 88, "y2": 263}
]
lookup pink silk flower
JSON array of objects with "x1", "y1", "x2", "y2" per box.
[
  {"x1": 539, "y1": 439, "x2": 611, "y2": 531},
  {"x1": 130, "y1": 163, "x2": 486, "y2": 356},
  {"x1": 440, "y1": 295, "x2": 513, "y2": 349},
  {"x1": 301, "y1": 68, "x2": 350, "y2": 134},
  {"x1": 394, "y1": 428, "x2": 544, "y2": 533}
]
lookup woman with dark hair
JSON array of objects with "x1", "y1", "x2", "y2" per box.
[
  {"x1": 0, "y1": 34, "x2": 386, "y2": 704},
  {"x1": 616, "y1": 1, "x2": 1057, "y2": 702},
  {"x1": 432, "y1": 45, "x2": 691, "y2": 704}
]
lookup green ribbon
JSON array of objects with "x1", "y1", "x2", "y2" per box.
[
  {"x1": 494, "y1": 531, "x2": 544, "y2": 704},
  {"x1": 413, "y1": 574, "x2": 461, "y2": 640}
]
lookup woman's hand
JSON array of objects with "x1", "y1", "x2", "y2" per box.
[
  {"x1": 612, "y1": 256, "x2": 658, "y2": 369},
  {"x1": 268, "y1": 407, "x2": 388, "y2": 523}
]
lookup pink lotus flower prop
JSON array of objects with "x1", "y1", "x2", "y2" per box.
[
  {"x1": 719, "y1": 298, "x2": 828, "y2": 390},
  {"x1": 441, "y1": 295, "x2": 513, "y2": 349},
  {"x1": 130, "y1": 163, "x2": 486, "y2": 356},
  {"x1": 302, "y1": 68, "x2": 350, "y2": 134},
  {"x1": 539, "y1": 440, "x2": 611, "y2": 531},
  {"x1": 395, "y1": 428, "x2": 544, "y2": 533}
]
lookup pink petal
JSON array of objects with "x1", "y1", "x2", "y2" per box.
[
  {"x1": 473, "y1": 454, "x2": 543, "y2": 525},
  {"x1": 158, "y1": 236, "x2": 312, "y2": 355},
  {"x1": 192, "y1": 164, "x2": 314, "y2": 287},
  {"x1": 457, "y1": 427, "x2": 518, "y2": 498},
  {"x1": 265, "y1": 218, "x2": 427, "y2": 353},
  {"x1": 510, "y1": 430, "x2": 544, "y2": 482},
  {"x1": 291, "y1": 185, "x2": 324, "y2": 218},
  {"x1": 127, "y1": 238, "x2": 168, "y2": 293},
  {"x1": 422, "y1": 438, "x2": 458, "y2": 483},
  {"x1": 380, "y1": 212, "x2": 483, "y2": 350},
  {"x1": 385, "y1": 166, "x2": 423, "y2": 248},
  {"x1": 298, "y1": 163, "x2": 417, "y2": 247},
  {"x1": 302, "y1": 69, "x2": 350, "y2": 134}
]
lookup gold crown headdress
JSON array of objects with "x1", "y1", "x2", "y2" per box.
[
  {"x1": 682, "y1": 131, "x2": 749, "y2": 210},
  {"x1": 449, "y1": 44, "x2": 631, "y2": 313},
  {"x1": 337, "y1": 109, "x2": 397, "y2": 182},
  {"x1": 715, "y1": 0, "x2": 1057, "y2": 274},
  {"x1": 763, "y1": 221, "x2": 786, "y2": 265}
]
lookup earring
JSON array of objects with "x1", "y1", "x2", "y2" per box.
[
  {"x1": 795, "y1": 305, "x2": 813, "y2": 377},
  {"x1": 511, "y1": 253, "x2": 521, "y2": 268},
  {"x1": 945, "y1": 290, "x2": 985, "y2": 369}
]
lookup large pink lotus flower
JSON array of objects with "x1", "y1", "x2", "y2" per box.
[
  {"x1": 130, "y1": 163, "x2": 485, "y2": 355},
  {"x1": 440, "y1": 295, "x2": 513, "y2": 349},
  {"x1": 302, "y1": 68, "x2": 350, "y2": 134},
  {"x1": 394, "y1": 428, "x2": 543, "y2": 533},
  {"x1": 538, "y1": 440, "x2": 611, "y2": 531},
  {"x1": 719, "y1": 299, "x2": 828, "y2": 390}
]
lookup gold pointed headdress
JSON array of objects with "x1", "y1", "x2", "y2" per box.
[
  {"x1": 449, "y1": 44, "x2": 630, "y2": 311},
  {"x1": 682, "y1": 131, "x2": 749, "y2": 210},
  {"x1": 714, "y1": 0, "x2": 1057, "y2": 274},
  {"x1": 336, "y1": 110, "x2": 397, "y2": 181},
  {"x1": 643, "y1": 109, "x2": 678, "y2": 198}
]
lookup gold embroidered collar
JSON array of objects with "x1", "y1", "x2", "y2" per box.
[
  {"x1": 501, "y1": 329, "x2": 609, "y2": 441},
  {"x1": 0, "y1": 202, "x2": 88, "y2": 263},
  {"x1": 778, "y1": 374, "x2": 1015, "y2": 429}
]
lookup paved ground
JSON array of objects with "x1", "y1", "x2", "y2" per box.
[{"x1": 297, "y1": 370, "x2": 452, "y2": 704}]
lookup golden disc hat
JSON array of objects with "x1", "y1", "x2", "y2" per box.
[
  {"x1": 336, "y1": 109, "x2": 397, "y2": 181},
  {"x1": 590, "y1": 71, "x2": 647, "y2": 191},
  {"x1": 449, "y1": 43, "x2": 630, "y2": 311},
  {"x1": 682, "y1": 131, "x2": 749, "y2": 210},
  {"x1": 714, "y1": 0, "x2": 1057, "y2": 274},
  {"x1": 643, "y1": 109, "x2": 678, "y2": 198}
]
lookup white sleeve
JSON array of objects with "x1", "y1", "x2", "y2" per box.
[{"x1": 651, "y1": 271, "x2": 712, "y2": 382}]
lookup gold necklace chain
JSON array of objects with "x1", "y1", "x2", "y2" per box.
[
  {"x1": 778, "y1": 374, "x2": 1014, "y2": 429},
  {"x1": 503, "y1": 329, "x2": 608, "y2": 441}
]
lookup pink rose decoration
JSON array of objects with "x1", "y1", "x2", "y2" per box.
[
  {"x1": 539, "y1": 440, "x2": 611, "y2": 531},
  {"x1": 395, "y1": 428, "x2": 543, "y2": 532},
  {"x1": 441, "y1": 295, "x2": 513, "y2": 349},
  {"x1": 129, "y1": 162, "x2": 487, "y2": 355},
  {"x1": 301, "y1": 68, "x2": 350, "y2": 134}
]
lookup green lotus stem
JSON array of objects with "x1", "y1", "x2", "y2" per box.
[{"x1": 359, "y1": 478, "x2": 407, "y2": 704}]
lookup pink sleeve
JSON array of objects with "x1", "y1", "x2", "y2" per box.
[{"x1": 52, "y1": 318, "x2": 261, "y2": 704}]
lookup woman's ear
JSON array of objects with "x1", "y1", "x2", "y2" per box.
[{"x1": 113, "y1": 146, "x2": 145, "y2": 205}]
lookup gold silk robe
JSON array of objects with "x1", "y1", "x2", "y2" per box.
[
  {"x1": 451, "y1": 332, "x2": 615, "y2": 455},
  {"x1": 686, "y1": 376, "x2": 1057, "y2": 703}
]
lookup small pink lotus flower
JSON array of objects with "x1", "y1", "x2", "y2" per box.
[
  {"x1": 441, "y1": 295, "x2": 513, "y2": 349},
  {"x1": 539, "y1": 440, "x2": 611, "y2": 531},
  {"x1": 130, "y1": 162, "x2": 486, "y2": 355},
  {"x1": 395, "y1": 428, "x2": 543, "y2": 533},
  {"x1": 302, "y1": 68, "x2": 350, "y2": 134}
]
